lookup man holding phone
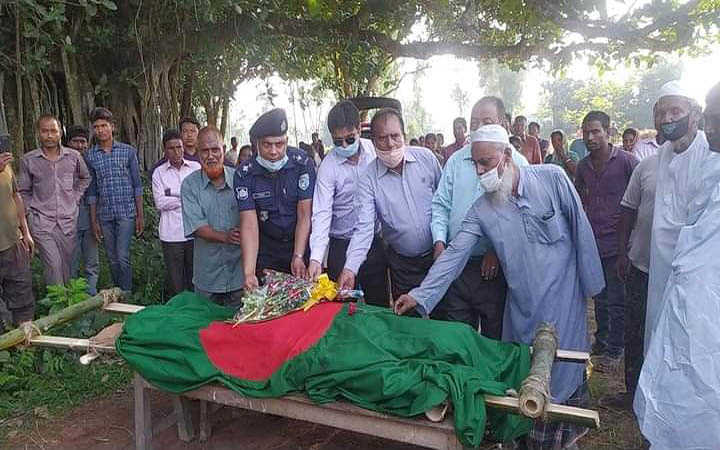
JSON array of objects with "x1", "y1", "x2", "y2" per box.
[{"x1": 0, "y1": 136, "x2": 36, "y2": 331}]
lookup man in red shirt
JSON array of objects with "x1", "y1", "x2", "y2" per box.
[
  {"x1": 512, "y1": 115, "x2": 543, "y2": 164},
  {"x1": 441, "y1": 117, "x2": 467, "y2": 161}
]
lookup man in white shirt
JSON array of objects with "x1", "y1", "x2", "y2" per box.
[
  {"x1": 631, "y1": 104, "x2": 665, "y2": 161},
  {"x1": 308, "y1": 101, "x2": 389, "y2": 305},
  {"x1": 152, "y1": 129, "x2": 200, "y2": 297}
]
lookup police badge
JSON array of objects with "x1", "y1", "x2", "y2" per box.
[
  {"x1": 236, "y1": 186, "x2": 249, "y2": 201},
  {"x1": 298, "y1": 173, "x2": 310, "y2": 191}
]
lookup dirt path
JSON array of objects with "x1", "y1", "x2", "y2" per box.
[
  {"x1": 5, "y1": 387, "x2": 434, "y2": 450},
  {"x1": 4, "y1": 380, "x2": 641, "y2": 450}
]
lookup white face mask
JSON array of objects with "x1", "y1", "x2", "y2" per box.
[{"x1": 478, "y1": 157, "x2": 504, "y2": 193}]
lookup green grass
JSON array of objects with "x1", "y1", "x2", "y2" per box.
[
  {"x1": 0, "y1": 350, "x2": 131, "y2": 444},
  {"x1": 0, "y1": 177, "x2": 162, "y2": 442}
]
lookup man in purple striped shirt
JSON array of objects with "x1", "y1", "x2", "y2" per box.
[
  {"x1": 575, "y1": 110, "x2": 638, "y2": 368},
  {"x1": 308, "y1": 101, "x2": 389, "y2": 305}
]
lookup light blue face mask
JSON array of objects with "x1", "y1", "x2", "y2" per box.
[
  {"x1": 256, "y1": 154, "x2": 288, "y2": 172},
  {"x1": 334, "y1": 139, "x2": 360, "y2": 158}
]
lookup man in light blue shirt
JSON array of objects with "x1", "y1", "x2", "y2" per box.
[
  {"x1": 338, "y1": 108, "x2": 442, "y2": 300},
  {"x1": 308, "y1": 101, "x2": 389, "y2": 305},
  {"x1": 395, "y1": 135, "x2": 604, "y2": 448},
  {"x1": 431, "y1": 97, "x2": 528, "y2": 338}
]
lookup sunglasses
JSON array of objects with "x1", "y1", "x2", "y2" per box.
[{"x1": 332, "y1": 136, "x2": 357, "y2": 147}]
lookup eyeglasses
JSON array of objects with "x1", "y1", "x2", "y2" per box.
[{"x1": 332, "y1": 136, "x2": 356, "y2": 147}]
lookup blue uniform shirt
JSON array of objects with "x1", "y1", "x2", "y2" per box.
[{"x1": 234, "y1": 147, "x2": 316, "y2": 236}]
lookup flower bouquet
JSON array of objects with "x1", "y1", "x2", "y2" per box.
[{"x1": 232, "y1": 270, "x2": 363, "y2": 324}]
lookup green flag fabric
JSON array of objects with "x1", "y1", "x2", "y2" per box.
[{"x1": 116, "y1": 292, "x2": 532, "y2": 446}]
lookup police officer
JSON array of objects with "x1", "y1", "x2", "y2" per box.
[{"x1": 235, "y1": 109, "x2": 316, "y2": 290}]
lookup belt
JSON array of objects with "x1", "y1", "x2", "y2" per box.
[{"x1": 388, "y1": 245, "x2": 432, "y2": 260}]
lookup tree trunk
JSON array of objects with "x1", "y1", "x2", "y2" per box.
[
  {"x1": 180, "y1": 68, "x2": 194, "y2": 119},
  {"x1": 14, "y1": 0, "x2": 24, "y2": 155},
  {"x1": 220, "y1": 94, "x2": 229, "y2": 138},
  {"x1": 0, "y1": 73, "x2": 7, "y2": 134},
  {"x1": 27, "y1": 76, "x2": 41, "y2": 149},
  {"x1": 61, "y1": 42, "x2": 84, "y2": 126}
]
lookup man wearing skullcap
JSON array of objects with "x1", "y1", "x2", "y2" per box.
[
  {"x1": 634, "y1": 81, "x2": 720, "y2": 448},
  {"x1": 235, "y1": 108, "x2": 316, "y2": 290},
  {"x1": 395, "y1": 124, "x2": 604, "y2": 448},
  {"x1": 429, "y1": 124, "x2": 528, "y2": 339},
  {"x1": 430, "y1": 97, "x2": 528, "y2": 338},
  {"x1": 337, "y1": 108, "x2": 442, "y2": 301}
]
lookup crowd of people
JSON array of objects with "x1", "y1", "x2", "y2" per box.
[{"x1": 1, "y1": 77, "x2": 719, "y2": 448}]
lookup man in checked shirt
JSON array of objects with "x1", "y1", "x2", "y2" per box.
[{"x1": 85, "y1": 107, "x2": 144, "y2": 293}]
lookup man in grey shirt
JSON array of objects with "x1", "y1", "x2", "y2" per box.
[
  {"x1": 607, "y1": 152, "x2": 659, "y2": 409},
  {"x1": 18, "y1": 115, "x2": 91, "y2": 285},
  {"x1": 338, "y1": 108, "x2": 442, "y2": 301}
]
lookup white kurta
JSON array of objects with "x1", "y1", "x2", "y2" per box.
[{"x1": 635, "y1": 131, "x2": 720, "y2": 448}]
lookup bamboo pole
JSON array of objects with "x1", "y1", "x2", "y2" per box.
[
  {"x1": 518, "y1": 322, "x2": 558, "y2": 418},
  {"x1": 0, "y1": 288, "x2": 124, "y2": 351}
]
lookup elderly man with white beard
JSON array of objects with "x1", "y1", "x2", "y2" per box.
[{"x1": 395, "y1": 124, "x2": 605, "y2": 449}]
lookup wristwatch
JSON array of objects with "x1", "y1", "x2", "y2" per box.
[{"x1": 293, "y1": 253, "x2": 304, "y2": 260}]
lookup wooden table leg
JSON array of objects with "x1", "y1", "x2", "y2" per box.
[
  {"x1": 199, "y1": 400, "x2": 211, "y2": 442},
  {"x1": 134, "y1": 374, "x2": 153, "y2": 450},
  {"x1": 172, "y1": 396, "x2": 195, "y2": 442}
]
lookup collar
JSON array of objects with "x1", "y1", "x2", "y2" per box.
[
  {"x1": 511, "y1": 167, "x2": 531, "y2": 208},
  {"x1": 201, "y1": 166, "x2": 232, "y2": 189},
  {"x1": 92, "y1": 140, "x2": 120, "y2": 154},
  {"x1": 165, "y1": 159, "x2": 193, "y2": 171},
  {"x1": 378, "y1": 147, "x2": 416, "y2": 177},
  {"x1": 249, "y1": 147, "x2": 301, "y2": 175},
  {"x1": 339, "y1": 141, "x2": 366, "y2": 165},
  {"x1": 33, "y1": 146, "x2": 69, "y2": 159}
]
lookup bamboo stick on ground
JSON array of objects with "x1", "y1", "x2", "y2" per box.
[
  {"x1": 0, "y1": 288, "x2": 125, "y2": 351},
  {"x1": 518, "y1": 322, "x2": 558, "y2": 418}
]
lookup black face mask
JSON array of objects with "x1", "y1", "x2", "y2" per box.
[{"x1": 660, "y1": 115, "x2": 690, "y2": 141}]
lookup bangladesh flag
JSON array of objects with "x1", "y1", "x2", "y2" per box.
[{"x1": 116, "y1": 292, "x2": 532, "y2": 446}]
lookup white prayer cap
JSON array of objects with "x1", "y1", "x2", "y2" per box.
[
  {"x1": 657, "y1": 80, "x2": 695, "y2": 103},
  {"x1": 470, "y1": 124, "x2": 510, "y2": 145}
]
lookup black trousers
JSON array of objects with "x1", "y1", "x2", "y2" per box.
[
  {"x1": 432, "y1": 258, "x2": 507, "y2": 339},
  {"x1": 624, "y1": 264, "x2": 648, "y2": 395},
  {"x1": 161, "y1": 240, "x2": 194, "y2": 298},
  {"x1": 385, "y1": 246, "x2": 434, "y2": 300},
  {"x1": 327, "y1": 235, "x2": 389, "y2": 307},
  {"x1": 257, "y1": 232, "x2": 294, "y2": 275}
]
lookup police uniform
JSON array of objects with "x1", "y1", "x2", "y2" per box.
[{"x1": 234, "y1": 109, "x2": 316, "y2": 275}]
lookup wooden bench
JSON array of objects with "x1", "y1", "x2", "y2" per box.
[{"x1": 133, "y1": 374, "x2": 464, "y2": 450}]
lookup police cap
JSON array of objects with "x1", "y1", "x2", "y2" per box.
[{"x1": 249, "y1": 108, "x2": 288, "y2": 141}]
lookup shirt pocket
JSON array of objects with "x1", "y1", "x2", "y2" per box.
[
  {"x1": 523, "y1": 209, "x2": 564, "y2": 244},
  {"x1": 61, "y1": 173, "x2": 74, "y2": 191}
]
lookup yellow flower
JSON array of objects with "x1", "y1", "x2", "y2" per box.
[{"x1": 302, "y1": 274, "x2": 338, "y2": 311}]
